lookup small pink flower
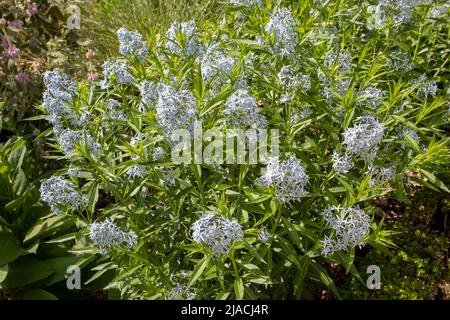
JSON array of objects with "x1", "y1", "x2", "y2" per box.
[
  {"x1": 8, "y1": 20, "x2": 24, "y2": 29},
  {"x1": 15, "y1": 72, "x2": 31, "y2": 85},
  {"x1": 5, "y1": 46, "x2": 20, "y2": 58},
  {"x1": 26, "y1": 3, "x2": 39, "y2": 16},
  {"x1": 0, "y1": 18, "x2": 6, "y2": 26},
  {"x1": 87, "y1": 71, "x2": 99, "y2": 81},
  {"x1": 2, "y1": 46, "x2": 19, "y2": 64}
]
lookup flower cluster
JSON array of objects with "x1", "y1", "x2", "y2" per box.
[
  {"x1": 231, "y1": 0, "x2": 263, "y2": 7},
  {"x1": 89, "y1": 218, "x2": 137, "y2": 254},
  {"x1": 343, "y1": 116, "x2": 385, "y2": 159},
  {"x1": 258, "y1": 227, "x2": 271, "y2": 243},
  {"x1": 368, "y1": 164, "x2": 396, "y2": 187},
  {"x1": 167, "y1": 273, "x2": 196, "y2": 300},
  {"x1": 412, "y1": 75, "x2": 437, "y2": 97},
  {"x1": 116, "y1": 27, "x2": 149, "y2": 61},
  {"x1": 191, "y1": 213, "x2": 244, "y2": 255},
  {"x1": 165, "y1": 21, "x2": 203, "y2": 57},
  {"x1": 42, "y1": 70, "x2": 77, "y2": 130},
  {"x1": 152, "y1": 147, "x2": 165, "y2": 161},
  {"x1": 139, "y1": 80, "x2": 159, "y2": 109},
  {"x1": 332, "y1": 151, "x2": 354, "y2": 175},
  {"x1": 357, "y1": 86, "x2": 385, "y2": 109},
  {"x1": 223, "y1": 89, "x2": 267, "y2": 129},
  {"x1": 321, "y1": 206, "x2": 371, "y2": 256},
  {"x1": 58, "y1": 129, "x2": 102, "y2": 158},
  {"x1": 40, "y1": 176, "x2": 87, "y2": 213},
  {"x1": 324, "y1": 49, "x2": 352, "y2": 74},
  {"x1": 388, "y1": 50, "x2": 414, "y2": 72},
  {"x1": 101, "y1": 60, "x2": 135, "y2": 88},
  {"x1": 264, "y1": 8, "x2": 298, "y2": 57},
  {"x1": 258, "y1": 156, "x2": 309, "y2": 203},
  {"x1": 155, "y1": 83, "x2": 199, "y2": 136},
  {"x1": 200, "y1": 44, "x2": 236, "y2": 88},
  {"x1": 107, "y1": 99, "x2": 128, "y2": 121},
  {"x1": 278, "y1": 65, "x2": 311, "y2": 103}
]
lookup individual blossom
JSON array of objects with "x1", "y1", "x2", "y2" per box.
[
  {"x1": 366, "y1": 3, "x2": 388, "y2": 30},
  {"x1": 191, "y1": 213, "x2": 244, "y2": 255},
  {"x1": 89, "y1": 218, "x2": 137, "y2": 254},
  {"x1": 126, "y1": 164, "x2": 148, "y2": 178},
  {"x1": 278, "y1": 66, "x2": 311, "y2": 91},
  {"x1": 67, "y1": 167, "x2": 82, "y2": 177},
  {"x1": 368, "y1": 164, "x2": 396, "y2": 187},
  {"x1": 130, "y1": 133, "x2": 145, "y2": 147},
  {"x1": 324, "y1": 49, "x2": 352, "y2": 74},
  {"x1": 27, "y1": 2, "x2": 39, "y2": 16},
  {"x1": 332, "y1": 151, "x2": 354, "y2": 175},
  {"x1": 3, "y1": 46, "x2": 20, "y2": 61},
  {"x1": 264, "y1": 8, "x2": 298, "y2": 57},
  {"x1": 101, "y1": 60, "x2": 135, "y2": 88},
  {"x1": 223, "y1": 89, "x2": 267, "y2": 129},
  {"x1": 116, "y1": 28, "x2": 148, "y2": 61},
  {"x1": 258, "y1": 227, "x2": 271, "y2": 243},
  {"x1": 278, "y1": 65, "x2": 311, "y2": 102},
  {"x1": 258, "y1": 156, "x2": 309, "y2": 203},
  {"x1": 87, "y1": 71, "x2": 99, "y2": 81},
  {"x1": 8, "y1": 20, "x2": 23, "y2": 29},
  {"x1": 320, "y1": 206, "x2": 371, "y2": 256},
  {"x1": 167, "y1": 283, "x2": 196, "y2": 300},
  {"x1": 15, "y1": 72, "x2": 31, "y2": 85},
  {"x1": 430, "y1": 6, "x2": 448, "y2": 18},
  {"x1": 161, "y1": 169, "x2": 177, "y2": 186},
  {"x1": 357, "y1": 86, "x2": 384, "y2": 109},
  {"x1": 40, "y1": 176, "x2": 87, "y2": 212},
  {"x1": 165, "y1": 21, "x2": 203, "y2": 57},
  {"x1": 388, "y1": 50, "x2": 414, "y2": 72},
  {"x1": 411, "y1": 75, "x2": 437, "y2": 98},
  {"x1": 153, "y1": 147, "x2": 165, "y2": 161},
  {"x1": 343, "y1": 116, "x2": 385, "y2": 159}
]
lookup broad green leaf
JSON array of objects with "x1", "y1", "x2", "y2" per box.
[
  {"x1": 0, "y1": 233, "x2": 28, "y2": 266},
  {"x1": 2, "y1": 256, "x2": 54, "y2": 288}
]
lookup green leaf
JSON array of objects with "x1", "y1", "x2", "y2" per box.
[
  {"x1": 311, "y1": 262, "x2": 341, "y2": 299},
  {"x1": 85, "y1": 262, "x2": 117, "y2": 285},
  {"x1": 2, "y1": 256, "x2": 54, "y2": 288},
  {"x1": 188, "y1": 256, "x2": 210, "y2": 287},
  {"x1": 0, "y1": 233, "x2": 28, "y2": 266},
  {"x1": 418, "y1": 168, "x2": 450, "y2": 193},
  {"x1": 45, "y1": 256, "x2": 80, "y2": 286},
  {"x1": 22, "y1": 289, "x2": 58, "y2": 300},
  {"x1": 234, "y1": 277, "x2": 244, "y2": 300}
]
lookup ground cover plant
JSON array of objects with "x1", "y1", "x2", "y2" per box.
[{"x1": 1, "y1": 0, "x2": 449, "y2": 300}]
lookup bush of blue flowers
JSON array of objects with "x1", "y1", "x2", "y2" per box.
[{"x1": 36, "y1": 0, "x2": 449, "y2": 299}]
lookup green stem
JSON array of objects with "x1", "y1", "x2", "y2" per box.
[
  {"x1": 268, "y1": 204, "x2": 283, "y2": 247},
  {"x1": 413, "y1": 26, "x2": 422, "y2": 61}
]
